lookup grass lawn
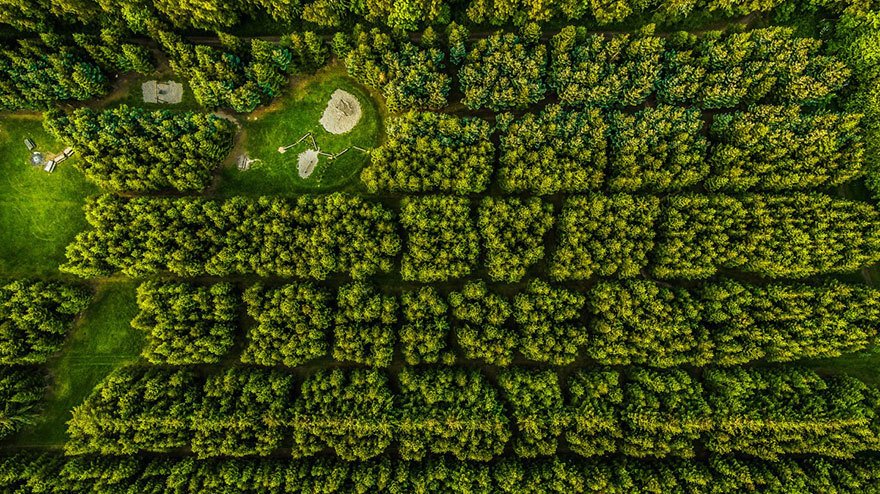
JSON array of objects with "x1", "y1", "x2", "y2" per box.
[
  {"x1": 0, "y1": 115, "x2": 97, "y2": 278},
  {"x1": 11, "y1": 281, "x2": 143, "y2": 448},
  {"x1": 216, "y1": 65, "x2": 383, "y2": 196}
]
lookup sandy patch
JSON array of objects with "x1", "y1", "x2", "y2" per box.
[
  {"x1": 142, "y1": 80, "x2": 183, "y2": 104},
  {"x1": 298, "y1": 149, "x2": 319, "y2": 178},
  {"x1": 320, "y1": 89, "x2": 362, "y2": 134}
]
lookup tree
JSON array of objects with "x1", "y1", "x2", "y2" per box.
[
  {"x1": 132, "y1": 282, "x2": 237, "y2": 365},
  {"x1": 478, "y1": 197, "x2": 555, "y2": 282},
  {"x1": 449, "y1": 281, "x2": 516, "y2": 366},
  {"x1": 333, "y1": 283, "x2": 397, "y2": 367},
  {"x1": 400, "y1": 196, "x2": 479, "y2": 282}
]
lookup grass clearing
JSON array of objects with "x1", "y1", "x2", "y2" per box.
[
  {"x1": 216, "y1": 65, "x2": 382, "y2": 196},
  {"x1": 12, "y1": 281, "x2": 142, "y2": 448},
  {"x1": 0, "y1": 115, "x2": 97, "y2": 278}
]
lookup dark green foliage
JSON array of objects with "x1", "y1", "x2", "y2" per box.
[
  {"x1": 653, "y1": 193, "x2": 880, "y2": 279},
  {"x1": 478, "y1": 197, "x2": 555, "y2": 282},
  {"x1": 242, "y1": 283, "x2": 332, "y2": 367},
  {"x1": 361, "y1": 112, "x2": 494, "y2": 194},
  {"x1": 549, "y1": 26, "x2": 664, "y2": 108},
  {"x1": 161, "y1": 32, "x2": 324, "y2": 112},
  {"x1": 62, "y1": 194, "x2": 399, "y2": 279},
  {"x1": 449, "y1": 281, "x2": 515, "y2": 366},
  {"x1": 72, "y1": 29, "x2": 154, "y2": 74},
  {"x1": 459, "y1": 28, "x2": 547, "y2": 111},
  {"x1": 551, "y1": 194, "x2": 661, "y2": 280},
  {"x1": 8, "y1": 453, "x2": 880, "y2": 492},
  {"x1": 705, "y1": 368, "x2": 880, "y2": 459},
  {"x1": 0, "y1": 280, "x2": 89, "y2": 365},
  {"x1": 0, "y1": 368, "x2": 45, "y2": 441},
  {"x1": 44, "y1": 106, "x2": 236, "y2": 193},
  {"x1": 651, "y1": 194, "x2": 750, "y2": 279},
  {"x1": 498, "y1": 106, "x2": 608, "y2": 194},
  {"x1": 587, "y1": 280, "x2": 709, "y2": 367},
  {"x1": 397, "y1": 367, "x2": 510, "y2": 461},
  {"x1": 706, "y1": 105, "x2": 865, "y2": 191},
  {"x1": 400, "y1": 287, "x2": 453, "y2": 365},
  {"x1": 292, "y1": 369, "x2": 394, "y2": 460},
  {"x1": 609, "y1": 105, "x2": 708, "y2": 192},
  {"x1": 342, "y1": 28, "x2": 450, "y2": 112},
  {"x1": 498, "y1": 369, "x2": 566, "y2": 457},
  {"x1": 513, "y1": 280, "x2": 587, "y2": 365},
  {"x1": 333, "y1": 283, "x2": 397, "y2": 367},
  {"x1": 0, "y1": 39, "x2": 108, "y2": 110},
  {"x1": 132, "y1": 282, "x2": 236, "y2": 365},
  {"x1": 566, "y1": 370, "x2": 622, "y2": 457},
  {"x1": 192, "y1": 368, "x2": 295, "y2": 458},
  {"x1": 659, "y1": 27, "x2": 850, "y2": 108},
  {"x1": 66, "y1": 367, "x2": 198, "y2": 455},
  {"x1": 400, "y1": 196, "x2": 478, "y2": 282}
]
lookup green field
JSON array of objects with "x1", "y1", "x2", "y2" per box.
[
  {"x1": 13, "y1": 281, "x2": 142, "y2": 448},
  {"x1": 216, "y1": 66, "x2": 383, "y2": 196},
  {"x1": 0, "y1": 115, "x2": 97, "y2": 278}
]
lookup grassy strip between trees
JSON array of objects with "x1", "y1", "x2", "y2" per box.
[{"x1": 13, "y1": 282, "x2": 142, "y2": 448}]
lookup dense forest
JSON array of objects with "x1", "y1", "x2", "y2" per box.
[{"x1": 1, "y1": 0, "x2": 880, "y2": 491}]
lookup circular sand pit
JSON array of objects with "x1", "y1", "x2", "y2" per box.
[
  {"x1": 320, "y1": 89, "x2": 362, "y2": 135},
  {"x1": 298, "y1": 149, "x2": 320, "y2": 178}
]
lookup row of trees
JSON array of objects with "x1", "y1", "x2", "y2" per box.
[
  {"x1": 151, "y1": 278, "x2": 880, "y2": 368},
  {"x1": 458, "y1": 26, "x2": 847, "y2": 111},
  {"x1": 159, "y1": 31, "x2": 326, "y2": 112},
  {"x1": 0, "y1": 367, "x2": 45, "y2": 441},
  {"x1": 66, "y1": 365, "x2": 880, "y2": 460},
  {"x1": 554, "y1": 193, "x2": 880, "y2": 280},
  {"x1": 4, "y1": 451, "x2": 880, "y2": 492},
  {"x1": 61, "y1": 194, "x2": 399, "y2": 279},
  {"x1": 495, "y1": 104, "x2": 863, "y2": 194},
  {"x1": 44, "y1": 106, "x2": 236, "y2": 192},
  {"x1": 132, "y1": 282, "x2": 237, "y2": 365},
  {"x1": 64, "y1": 192, "x2": 880, "y2": 282},
  {"x1": 361, "y1": 111, "x2": 495, "y2": 194},
  {"x1": 0, "y1": 280, "x2": 90, "y2": 365},
  {"x1": 336, "y1": 27, "x2": 451, "y2": 112},
  {"x1": 0, "y1": 0, "x2": 789, "y2": 32}
]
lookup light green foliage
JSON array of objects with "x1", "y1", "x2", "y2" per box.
[
  {"x1": 659, "y1": 27, "x2": 850, "y2": 108},
  {"x1": 551, "y1": 194, "x2": 661, "y2": 280},
  {"x1": 498, "y1": 105, "x2": 608, "y2": 194},
  {"x1": 398, "y1": 367, "x2": 510, "y2": 461},
  {"x1": 0, "y1": 368, "x2": 45, "y2": 440},
  {"x1": 478, "y1": 197, "x2": 555, "y2": 282},
  {"x1": 44, "y1": 106, "x2": 235, "y2": 193},
  {"x1": 587, "y1": 281, "x2": 709, "y2": 367},
  {"x1": 400, "y1": 196, "x2": 478, "y2": 282},
  {"x1": 333, "y1": 283, "x2": 397, "y2": 367},
  {"x1": 132, "y1": 282, "x2": 236, "y2": 365},
  {"x1": 707, "y1": 105, "x2": 864, "y2": 191},
  {"x1": 62, "y1": 194, "x2": 400, "y2": 280},
  {"x1": 292, "y1": 369, "x2": 394, "y2": 460},
  {"x1": 66, "y1": 367, "x2": 198, "y2": 455},
  {"x1": 550, "y1": 26, "x2": 664, "y2": 108},
  {"x1": 192, "y1": 368, "x2": 295, "y2": 458},
  {"x1": 513, "y1": 280, "x2": 587, "y2": 365},
  {"x1": 342, "y1": 28, "x2": 450, "y2": 112},
  {"x1": 242, "y1": 283, "x2": 332, "y2": 367},
  {"x1": 400, "y1": 287, "x2": 453, "y2": 365},
  {"x1": 449, "y1": 281, "x2": 516, "y2": 366},
  {"x1": 654, "y1": 194, "x2": 880, "y2": 279},
  {"x1": 609, "y1": 105, "x2": 708, "y2": 192},
  {"x1": 362, "y1": 112, "x2": 494, "y2": 194},
  {"x1": 0, "y1": 280, "x2": 90, "y2": 365},
  {"x1": 459, "y1": 28, "x2": 547, "y2": 111},
  {"x1": 498, "y1": 369, "x2": 566, "y2": 457}
]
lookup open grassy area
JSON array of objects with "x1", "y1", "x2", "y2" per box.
[
  {"x1": 12, "y1": 281, "x2": 142, "y2": 448},
  {"x1": 0, "y1": 115, "x2": 97, "y2": 278},
  {"x1": 216, "y1": 65, "x2": 382, "y2": 196}
]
